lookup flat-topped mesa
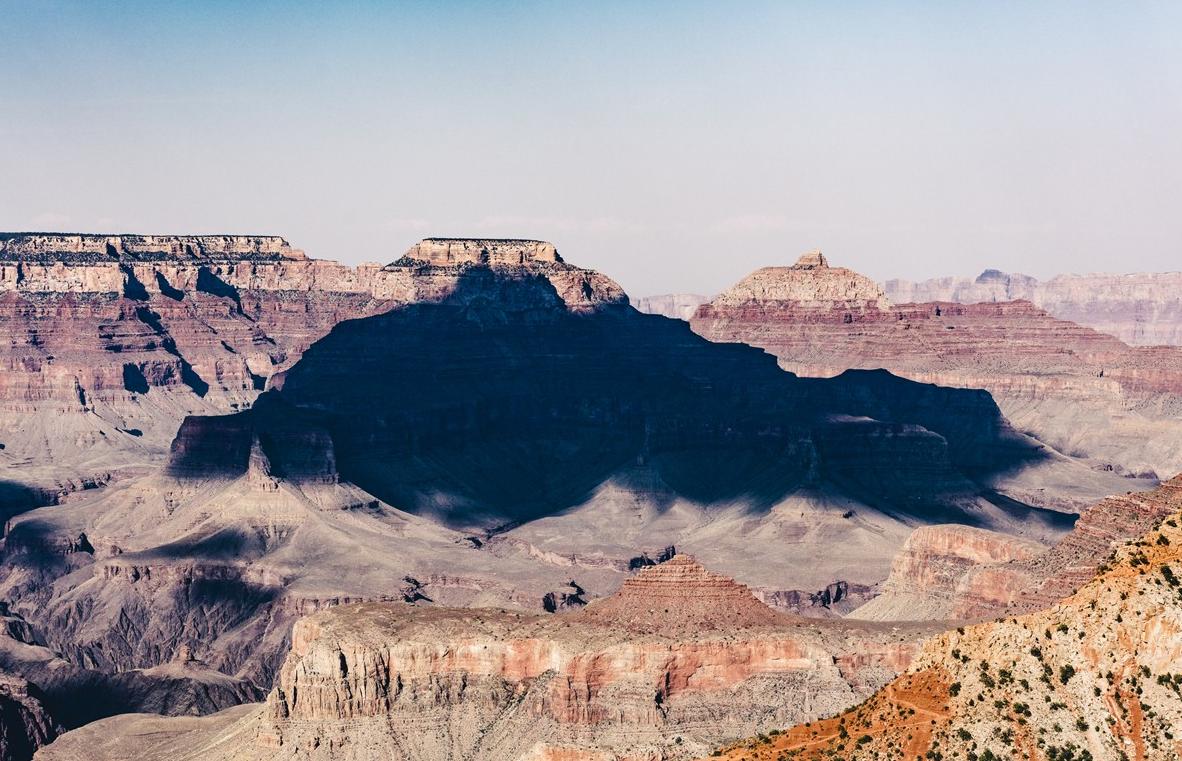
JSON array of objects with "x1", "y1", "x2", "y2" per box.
[
  {"x1": 398, "y1": 238, "x2": 561, "y2": 267},
  {"x1": 383, "y1": 237, "x2": 629, "y2": 311},
  {"x1": 0, "y1": 233, "x2": 306, "y2": 262},
  {"x1": 576, "y1": 554, "x2": 785, "y2": 633},
  {"x1": 707, "y1": 250, "x2": 890, "y2": 309}
]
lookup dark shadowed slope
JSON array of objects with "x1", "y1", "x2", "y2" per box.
[{"x1": 169, "y1": 267, "x2": 1062, "y2": 533}]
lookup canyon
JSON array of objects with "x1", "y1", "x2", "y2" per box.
[
  {"x1": 855, "y1": 473, "x2": 1182, "y2": 623},
  {"x1": 5, "y1": 235, "x2": 1182, "y2": 760},
  {"x1": 35, "y1": 555, "x2": 932, "y2": 761},
  {"x1": 690, "y1": 251, "x2": 1182, "y2": 483}
]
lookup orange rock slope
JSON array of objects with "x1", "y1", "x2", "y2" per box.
[{"x1": 712, "y1": 500, "x2": 1182, "y2": 761}]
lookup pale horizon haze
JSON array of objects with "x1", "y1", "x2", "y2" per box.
[{"x1": 2, "y1": 1, "x2": 1180, "y2": 296}]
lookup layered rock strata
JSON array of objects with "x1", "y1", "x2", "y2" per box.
[
  {"x1": 691, "y1": 252, "x2": 1182, "y2": 481},
  {"x1": 1, "y1": 247, "x2": 1087, "y2": 739},
  {"x1": 36, "y1": 558, "x2": 931, "y2": 761},
  {"x1": 0, "y1": 673, "x2": 57, "y2": 761},
  {"x1": 856, "y1": 474, "x2": 1182, "y2": 621},
  {"x1": 714, "y1": 498, "x2": 1182, "y2": 761},
  {"x1": 0, "y1": 234, "x2": 624, "y2": 512},
  {"x1": 886, "y1": 267, "x2": 1182, "y2": 346}
]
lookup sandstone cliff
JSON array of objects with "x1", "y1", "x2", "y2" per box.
[
  {"x1": 885, "y1": 267, "x2": 1182, "y2": 347},
  {"x1": 35, "y1": 557, "x2": 930, "y2": 761},
  {"x1": 692, "y1": 252, "x2": 1182, "y2": 482},
  {"x1": 713, "y1": 494, "x2": 1182, "y2": 760},
  {"x1": 855, "y1": 474, "x2": 1182, "y2": 622}
]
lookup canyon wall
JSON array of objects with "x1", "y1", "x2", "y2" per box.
[
  {"x1": 36, "y1": 558, "x2": 929, "y2": 761},
  {"x1": 885, "y1": 267, "x2": 1182, "y2": 347},
  {"x1": 633, "y1": 294, "x2": 709, "y2": 320},
  {"x1": 0, "y1": 234, "x2": 625, "y2": 511},
  {"x1": 691, "y1": 252, "x2": 1182, "y2": 481},
  {"x1": 715, "y1": 497, "x2": 1182, "y2": 761}
]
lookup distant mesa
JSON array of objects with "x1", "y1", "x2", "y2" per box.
[
  {"x1": 400, "y1": 238, "x2": 561, "y2": 266},
  {"x1": 0, "y1": 233, "x2": 305, "y2": 262},
  {"x1": 706, "y1": 249, "x2": 890, "y2": 309}
]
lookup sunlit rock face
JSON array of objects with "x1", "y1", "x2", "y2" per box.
[
  {"x1": 714, "y1": 491, "x2": 1182, "y2": 761},
  {"x1": 35, "y1": 558, "x2": 929, "y2": 761},
  {"x1": 691, "y1": 251, "x2": 1182, "y2": 484}
]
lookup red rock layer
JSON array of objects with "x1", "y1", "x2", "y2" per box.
[
  {"x1": 713, "y1": 497, "x2": 1182, "y2": 761},
  {"x1": 690, "y1": 253, "x2": 1182, "y2": 478},
  {"x1": 885, "y1": 268, "x2": 1182, "y2": 347},
  {"x1": 0, "y1": 235, "x2": 627, "y2": 503},
  {"x1": 574, "y1": 554, "x2": 785, "y2": 634}
]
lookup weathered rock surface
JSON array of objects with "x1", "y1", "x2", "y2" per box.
[
  {"x1": 0, "y1": 672, "x2": 57, "y2": 761},
  {"x1": 849, "y1": 524, "x2": 1043, "y2": 621},
  {"x1": 0, "y1": 234, "x2": 624, "y2": 515},
  {"x1": 633, "y1": 294, "x2": 710, "y2": 321},
  {"x1": 2, "y1": 245, "x2": 1085, "y2": 746},
  {"x1": 692, "y1": 252, "x2": 1182, "y2": 482},
  {"x1": 853, "y1": 475, "x2": 1182, "y2": 622},
  {"x1": 36, "y1": 558, "x2": 932, "y2": 761},
  {"x1": 714, "y1": 494, "x2": 1182, "y2": 761},
  {"x1": 886, "y1": 268, "x2": 1182, "y2": 347}
]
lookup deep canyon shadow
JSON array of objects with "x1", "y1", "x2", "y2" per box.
[{"x1": 168, "y1": 269, "x2": 1052, "y2": 529}]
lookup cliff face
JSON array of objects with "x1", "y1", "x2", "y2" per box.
[
  {"x1": 691, "y1": 253, "x2": 1182, "y2": 481},
  {"x1": 0, "y1": 673, "x2": 57, "y2": 761},
  {"x1": 714, "y1": 499, "x2": 1182, "y2": 761},
  {"x1": 849, "y1": 525, "x2": 1043, "y2": 621},
  {"x1": 0, "y1": 235, "x2": 625, "y2": 514},
  {"x1": 856, "y1": 475, "x2": 1182, "y2": 622},
  {"x1": 885, "y1": 268, "x2": 1182, "y2": 347},
  {"x1": 35, "y1": 558, "x2": 930, "y2": 761}
]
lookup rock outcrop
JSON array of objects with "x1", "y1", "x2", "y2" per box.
[
  {"x1": 713, "y1": 495, "x2": 1182, "y2": 761},
  {"x1": 709, "y1": 251, "x2": 889, "y2": 310},
  {"x1": 36, "y1": 558, "x2": 931, "y2": 761},
  {"x1": 849, "y1": 525, "x2": 1043, "y2": 621},
  {"x1": 853, "y1": 474, "x2": 1182, "y2": 622},
  {"x1": 691, "y1": 252, "x2": 1182, "y2": 481},
  {"x1": 0, "y1": 673, "x2": 57, "y2": 761},
  {"x1": 0, "y1": 234, "x2": 624, "y2": 515},
  {"x1": 885, "y1": 267, "x2": 1182, "y2": 347}
]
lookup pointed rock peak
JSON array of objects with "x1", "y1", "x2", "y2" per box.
[
  {"x1": 576, "y1": 554, "x2": 784, "y2": 633},
  {"x1": 792, "y1": 249, "x2": 828, "y2": 269},
  {"x1": 401, "y1": 238, "x2": 562, "y2": 267},
  {"x1": 247, "y1": 434, "x2": 279, "y2": 492}
]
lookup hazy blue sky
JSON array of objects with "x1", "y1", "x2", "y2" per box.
[{"x1": 2, "y1": 1, "x2": 1179, "y2": 295}]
